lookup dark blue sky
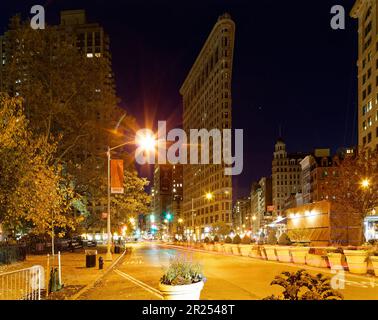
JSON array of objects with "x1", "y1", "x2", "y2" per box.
[{"x1": 0, "y1": 0, "x2": 359, "y2": 199}]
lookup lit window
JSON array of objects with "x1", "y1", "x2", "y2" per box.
[{"x1": 86, "y1": 53, "x2": 93, "y2": 58}]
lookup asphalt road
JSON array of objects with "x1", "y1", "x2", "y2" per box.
[{"x1": 80, "y1": 243, "x2": 378, "y2": 300}]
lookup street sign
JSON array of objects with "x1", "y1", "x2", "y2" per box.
[{"x1": 111, "y1": 159, "x2": 124, "y2": 194}]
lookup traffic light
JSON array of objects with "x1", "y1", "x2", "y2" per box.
[{"x1": 165, "y1": 213, "x2": 173, "y2": 221}]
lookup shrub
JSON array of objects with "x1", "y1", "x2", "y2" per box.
[
  {"x1": 278, "y1": 233, "x2": 292, "y2": 246},
  {"x1": 267, "y1": 230, "x2": 278, "y2": 245},
  {"x1": 213, "y1": 235, "x2": 220, "y2": 243},
  {"x1": 263, "y1": 270, "x2": 343, "y2": 300},
  {"x1": 225, "y1": 236, "x2": 232, "y2": 244},
  {"x1": 241, "y1": 235, "x2": 251, "y2": 245},
  {"x1": 204, "y1": 237, "x2": 210, "y2": 244},
  {"x1": 233, "y1": 235, "x2": 241, "y2": 244},
  {"x1": 160, "y1": 256, "x2": 204, "y2": 286}
]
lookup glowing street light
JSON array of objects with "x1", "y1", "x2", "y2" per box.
[
  {"x1": 361, "y1": 179, "x2": 371, "y2": 189},
  {"x1": 136, "y1": 131, "x2": 156, "y2": 153},
  {"x1": 206, "y1": 193, "x2": 214, "y2": 200}
]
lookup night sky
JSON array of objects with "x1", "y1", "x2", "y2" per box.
[{"x1": 1, "y1": 0, "x2": 359, "y2": 199}]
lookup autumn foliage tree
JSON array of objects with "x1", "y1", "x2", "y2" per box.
[
  {"x1": 0, "y1": 94, "x2": 82, "y2": 238},
  {"x1": 322, "y1": 148, "x2": 378, "y2": 245},
  {"x1": 1, "y1": 16, "x2": 150, "y2": 237}
]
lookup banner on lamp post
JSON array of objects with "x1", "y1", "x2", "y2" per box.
[{"x1": 111, "y1": 159, "x2": 124, "y2": 194}]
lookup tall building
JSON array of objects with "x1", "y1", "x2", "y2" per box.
[
  {"x1": 250, "y1": 182, "x2": 262, "y2": 233},
  {"x1": 233, "y1": 197, "x2": 251, "y2": 230},
  {"x1": 300, "y1": 149, "x2": 339, "y2": 204},
  {"x1": 1, "y1": 10, "x2": 114, "y2": 94},
  {"x1": 180, "y1": 13, "x2": 235, "y2": 239},
  {"x1": 250, "y1": 177, "x2": 273, "y2": 233},
  {"x1": 351, "y1": 1, "x2": 378, "y2": 150},
  {"x1": 151, "y1": 164, "x2": 183, "y2": 235},
  {"x1": 272, "y1": 139, "x2": 304, "y2": 217}
]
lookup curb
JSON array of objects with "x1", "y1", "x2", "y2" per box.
[{"x1": 69, "y1": 249, "x2": 127, "y2": 300}]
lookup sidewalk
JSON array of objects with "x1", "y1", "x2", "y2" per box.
[{"x1": 0, "y1": 246, "x2": 123, "y2": 300}]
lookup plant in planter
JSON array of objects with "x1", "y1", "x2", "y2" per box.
[
  {"x1": 276, "y1": 233, "x2": 292, "y2": 263},
  {"x1": 278, "y1": 233, "x2": 292, "y2": 246},
  {"x1": 343, "y1": 248, "x2": 369, "y2": 275},
  {"x1": 239, "y1": 235, "x2": 252, "y2": 257},
  {"x1": 159, "y1": 256, "x2": 205, "y2": 300},
  {"x1": 306, "y1": 248, "x2": 328, "y2": 268},
  {"x1": 225, "y1": 236, "x2": 232, "y2": 244},
  {"x1": 369, "y1": 250, "x2": 378, "y2": 277},
  {"x1": 213, "y1": 235, "x2": 222, "y2": 252},
  {"x1": 263, "y1": 270, "x2": 343, "y2": 300},
  {"x1": 203, "y1": 237, "x2": 210, "y2": 250},
  {"x1": 242, "y1": 235, "x2": 251, "y2": 245},
  {"x1": 264, "y1": 230, "x2": 278, "y2": 261},
  {"x1": 223, "y1": 236, "x2": 233, "y2": 254},
  {"x1": 326, "y1": 247, "x2": 345, "y2": 270},
  {"x1": 231, "y1": 234, "x2": 241, "y2": 255},
  {"x1": 267, "y1": 230, "x2": 278, "y2": 245}
]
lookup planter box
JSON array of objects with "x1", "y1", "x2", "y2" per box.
[
  {"x1": 306, "y1": 254, "x2": 328, "y2": 268},
  {"x1": 214, "y1": 243, "x2": 223, "y2": 253},
  {"x1": 159, "y1": 281, "x2": 204, "y2": 300},
  {"x1": 327, "y1": 252, "x2": 344, "y2": 270},
  {"x1": 239, "y1": 245, "x2": 252, "y2": 257},
  {"x1": 250, "y1": 246, "x2": 263, "y2": 259},
  {"x1": 223, "y1": 244, "x2": 233, "y2": 254},
  {"x1": 263, "y1": 246, "x2": 277, "y2": 261},
  {"x1": 290, "y1": 247, "x2": 309, "y2": 265},
  {"x1": 370, "y1": 256, "x2": 378, "y2": 277},
  {"x1": 231, "y1": 244, "x2": 241, "y2": 255},
  {"x1": 275, "y1": 246, "x2": 292, "y2": 263},
  {"x1": 344, "y1": 250, "x2": 368, "y2": 275}
]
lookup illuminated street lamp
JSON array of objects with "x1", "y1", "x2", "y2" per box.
[
  {"x1": 206, "y1": 192, "x2": 214, "y2": 200},
  {"x1": 105, "y1": 122, "x2": 156, "y2": 261},
  {"x1": 361, "y1": 179, "x2": 371, "y2": 189}
]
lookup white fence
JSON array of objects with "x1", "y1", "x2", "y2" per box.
[{"x1": 0, "y1": 265, "x2": 45, "y2": 300}]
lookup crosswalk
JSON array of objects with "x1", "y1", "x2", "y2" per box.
[{"x1": 123, "y1": 256, "x2": 144, "y2": 265}]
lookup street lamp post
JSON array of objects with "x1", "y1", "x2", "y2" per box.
[
  {"x1": 105, "y1": 129, "x2": 156, "y2": 261},
  {"x1": 106, "y1": 146, "x2": 112, "y2": 261}
]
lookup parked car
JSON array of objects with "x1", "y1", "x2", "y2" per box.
[
  {"x1": 68, "y1": 237, "x2": 83, "y2": 251},
  {"x1": 82, "y1": 239, "x2": 97, "y2": 247}
]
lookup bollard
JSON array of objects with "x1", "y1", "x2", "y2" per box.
[{"x1": 99, "y1": 256, "x2": 104, "y2": 270}]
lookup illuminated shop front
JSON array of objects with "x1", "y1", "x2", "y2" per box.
[{"x1": 365, "y1": 214, "x2": 378, "y2": 242}]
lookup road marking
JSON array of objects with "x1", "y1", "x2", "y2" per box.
[{"x1": 114, "y1": 269, "x2": 163, "y2": 299}]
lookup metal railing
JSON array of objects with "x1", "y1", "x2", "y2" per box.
[{"x1": 0, "y1": 265, "x2": 45, "y2": 300}]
